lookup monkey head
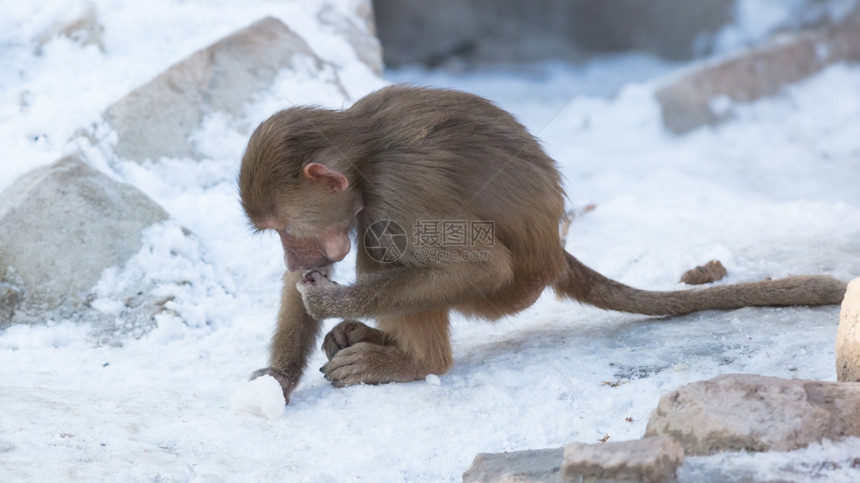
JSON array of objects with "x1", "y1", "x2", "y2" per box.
[{"x1": 239, "y1": 109, "x2": 362, "y2": 272}]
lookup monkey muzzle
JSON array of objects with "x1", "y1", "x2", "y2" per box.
[{"x1": 283, "y1": 249, "x2": 333, "y2": 272}]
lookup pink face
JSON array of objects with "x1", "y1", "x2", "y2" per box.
[
  {"x1": 277, "y1": 228, "x2": 351, "y2": 272},
  {"x1": 249, "y1": 162, "x2": 359, "y2": 271}
]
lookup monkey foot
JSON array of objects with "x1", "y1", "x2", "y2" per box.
[
  {"x1": 320, "y1": 342, "x2": 420, "y2": 387},
  {"x1": 322, "y1": 320, "x2": 388, "y2": 360}
]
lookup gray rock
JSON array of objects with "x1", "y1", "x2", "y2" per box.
[
  {"x1": 645, "y1": 374, "x2": 860, "y2": 455},
  {"x1": 103, "y1": 16, "x2": 330, "y2": 162},
  {"x1": 656, "y1": 8, "x2": 860, "y2": 134},
  {"x1": 836, "y1": 278, "x2": 860, "y2": 382},
  {"x1": 562, "y1": 436, "x2": 684, "y2": 482},
  {"x1": 463, "y1": 448, "x2": 564, "y2": 483},
  {"x1": 0, "y1": 156, "x2": 167, "y2": 328}
]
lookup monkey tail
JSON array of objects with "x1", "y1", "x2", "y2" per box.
[{"x1": 552, "y1": 252, "x2": 848, "y2": 316}]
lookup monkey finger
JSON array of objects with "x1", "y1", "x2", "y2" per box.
[
  {"x1": 320, "y1": 360, "x2": 358, "y2": 386},
  {"x1": 322, "y1": 330, "x2": 345, "y2": 360},
  {"x1": 321, "y1": 346, "x2": 361, "y2": 372},
  {"x1": 300, "y1": 271, "x2": 318, "y2": 287},
  {"x1": 323, "y1": 364, "x2": 365, "y2": 388},
  {"x1": 320, "y1": 347, "x2": 366, "y2": 383},
  {"x1": 301, "y1": 270, "x2": 326, "y2": 284}
]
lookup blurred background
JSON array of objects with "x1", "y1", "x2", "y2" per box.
[{"x1": 373, "y1": 0, "x2": 856, "y2": 66}]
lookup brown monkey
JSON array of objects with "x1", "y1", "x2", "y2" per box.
[{"x1": 239, "y1": 85, "x2": 848, "y2": 402}]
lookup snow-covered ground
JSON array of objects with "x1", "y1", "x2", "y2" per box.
[{"x1": 2, "y1": 1, "x2": 860, "y2": 481}]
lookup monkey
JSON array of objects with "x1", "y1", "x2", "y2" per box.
[{"x1": 238, "y1": 84, "x2": 848, "y2": 403}]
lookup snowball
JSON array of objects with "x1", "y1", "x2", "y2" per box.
[
  {"x1": 230, "y1": 375, "x2": 285, "y2": 420},
  {"x1": 425, "y1": 374, "x2": 441, "y2": 386}
]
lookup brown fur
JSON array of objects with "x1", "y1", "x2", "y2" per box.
[{"x1": 239, "y1": 85, "x2": 848, "y2": 402}]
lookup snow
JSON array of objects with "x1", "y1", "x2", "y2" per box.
[
  {"x1": 2, "y1": 1, "x2": 860, "y2": 481},
  {"x1": 231, "y1": 376, "x2": 286, "y2": 421}
]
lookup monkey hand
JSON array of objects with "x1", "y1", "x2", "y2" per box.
[
  {"x1": 249, "y1": 367, "x2": 297, "y2": 404},
  {"x1": 296, "y1": 270, "x2": 344, "y2": 320}
]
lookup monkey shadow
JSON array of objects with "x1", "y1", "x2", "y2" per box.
[{"x1": 450, "y1": 311, "x2": 719, "y2": 375}]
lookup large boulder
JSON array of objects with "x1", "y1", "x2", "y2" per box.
[
  {"x1": 102, "y1": 16, "x2": 337, "y2": 162},
  {"x1": 645, "y1": 374, "x2": 860, "y2": 455},
  {"x1": 0, "y1": 156, "x2": 167, "y2": 328},
  {"x1": 836, "y1": 278, "x2": 860, "y2": 382},
  {"x1": 656, "y1": 7, "x2": 860, "y2": 134}
]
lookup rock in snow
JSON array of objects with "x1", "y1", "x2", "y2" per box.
[
  {"x1": 645, "y1": 373, "x2": 860, "y2": 455},
  {"x1": 562, "y1": 436, "x2": 685, "y2": 483},
  {"x1": 462, "y1": 447, "x2": 564, "y2": 483},
  {"x1": 461, "y1": 437, "x2": 685, "y2": 482},
  {"x1": 103, "y1": 16, "x2": 336, "y2": 162},
  {"x1": 656, "y1": 6, "x2": 860, "y2": 134},
  {"x1": 836, "y1": 278, "x2": 860, "y2": 382},
  {"x1": 0, "y1": 156, "x2": 167, "y2": 328}
]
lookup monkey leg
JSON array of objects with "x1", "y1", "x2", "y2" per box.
[
  {"x1": 456, "y1": 275, "x2": 549, "y2": 319},
  {"x1": 320, "y1": 310, "x2": 452, "y2": 387},
  {"x1": 322, "y1": 320, "x2": 390, "y2": 360},
  {"x1": 250, "y1": 270, "x2": 325, "y2": 403}
]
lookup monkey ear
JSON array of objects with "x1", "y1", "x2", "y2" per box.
[{"x1": 303, "y1": 163, "x2": 349, "y2": 193}]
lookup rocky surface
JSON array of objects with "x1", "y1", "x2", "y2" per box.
[
  {"x1": 461, "y1": 437, "x2": 685, "y2": 482},
  {"x1": 656, "y1": 6, "x2": 860, "y2": 133},
  {"x1": 562, "y1": 436, "x2": 685, "y2": 483},
  {"x1": 0, "y1": 156, "x2": 167, "y2": 329},
  {"x1": 462, "y1": 448, "x2": 564, "y2": 483},
  {"x1": 102, "y1": 16, "x2": 338, "y2": 162},
  {"x1": 645, "y1": 373, "x2": 860, "y2": 455}
]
